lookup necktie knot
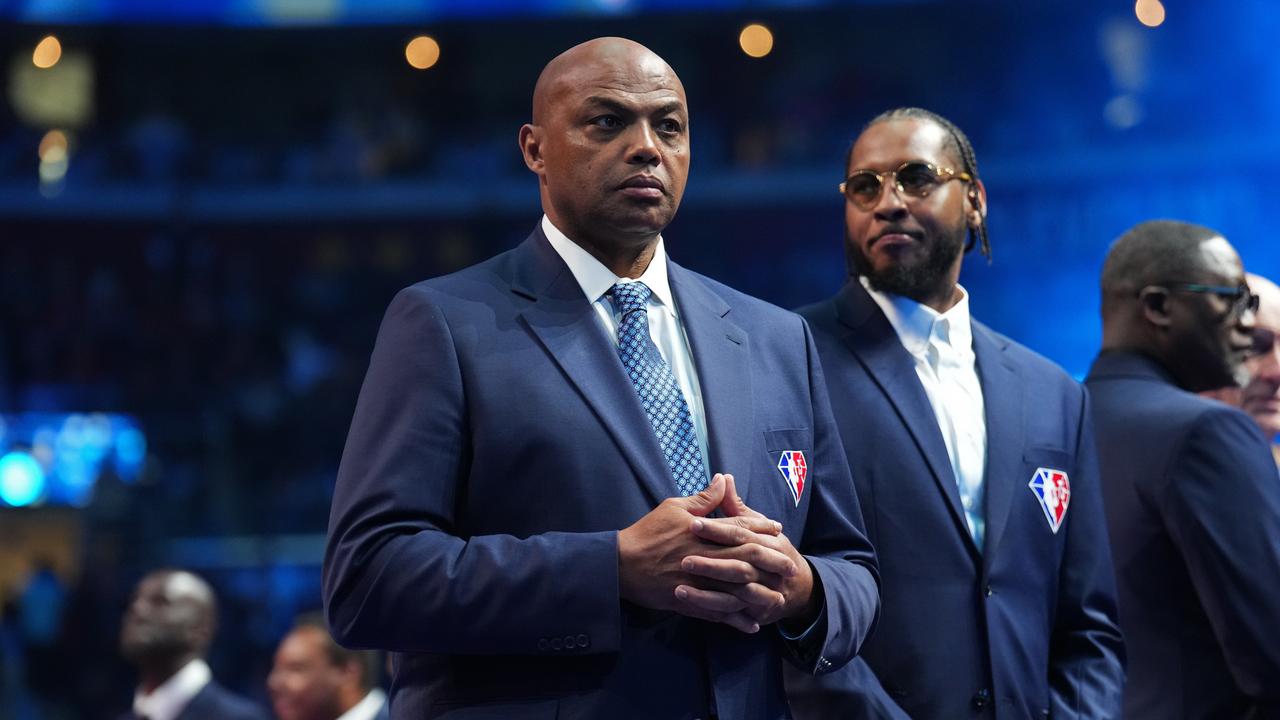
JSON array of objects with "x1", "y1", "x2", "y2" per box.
[{"x1": 608, "y1": 281, "x2": 652, "y2": 316}]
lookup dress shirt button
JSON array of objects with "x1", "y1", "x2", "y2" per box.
[
  {"x1": 985, "y1": 584, "x2": 994, "y2": 597},
  {"x1": 537, "y1": 638, "x2": 549, "y2": 651},
  {"x1": 550, "y1": 637, "x2": 563, "y2": 650},
  {"x1": 576, "y1": 634, "x2": 589, "y2": 648},
  {"x1": 972, "y1": 688, "x2": 991, "y2": 710}
]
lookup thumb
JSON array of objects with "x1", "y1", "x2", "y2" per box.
[
  {"x1": 682, "y1": 473, "x2": 726, "y2": 516},
  {"x1": 719, "y1": 474, "x2": 767, "y2": 519},
  {"x1": 718, "y1": 474, "x2": 748, "y2": 517}
]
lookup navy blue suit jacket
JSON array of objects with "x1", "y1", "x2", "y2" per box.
[
  {"x1": 1086, "y1": 350, "x2": 1280, "y2": 719},
  {"x1": 788, "y1": 281, "x2": 1124, "y2": 720},
  {"x1": 323, "y1": 228, "x2": 880, "y2": 720}
]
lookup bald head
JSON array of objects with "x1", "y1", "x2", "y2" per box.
[
  {"x1": 532, "y1": 38, "x2": 683, "y2": 124},
  {"x1": 519, "y1": 37, "x2": 690, "y2": 276},
  {"x1": 121, "y1": 569, "x2": 218, "y2": 676},
  {"x1": 1250, "y1": 273, "x2": 1280, "y2": 331}
]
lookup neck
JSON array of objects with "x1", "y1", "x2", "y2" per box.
[
  {"x1": 916, "y1": 282, "x2": 963, "y2": 314},
  {"x1": 338, "y1": 686, "x2": 369, "y2": 714},
  {"x1": 576, "y1": 236, "x2": 658, "y2": 279},
  {"x1": 138, "y1": 654, "x2": 197, "y2": 694}
]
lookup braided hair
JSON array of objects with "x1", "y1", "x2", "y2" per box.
[{"x1": 848, "y1": 107, "x2": 991, "y2": 261}]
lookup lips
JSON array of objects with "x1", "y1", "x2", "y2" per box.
[
  {"x1": 869, "y1": 228, "x2": 923, "y2": 248},
  {"x1": 618, "y1": 175, "x2": 665, "y2": 199}
]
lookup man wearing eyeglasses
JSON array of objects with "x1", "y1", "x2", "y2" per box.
[
  {"x1": 1204, "y1": 273, "x2": 1280, "y2": 468},
  {"x1": 786, "y1": 107, "x2": 1124, "y2": 719},
  {"x1": 1086, "y1": 220, "x2": 1280, "y2": 719}
]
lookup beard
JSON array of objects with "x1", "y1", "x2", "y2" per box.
[{"x1": 849, "y1": 224, "x2": 967, "y2": 303}]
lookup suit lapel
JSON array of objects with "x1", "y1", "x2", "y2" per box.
[
  {"x1": 972, "y1": 322, "x2": 1023, "y2": 561},
  {"x1": 668, "y1": 262, "x2": 754, "y2": 502},
  {"x1": 513, "y1": 228, "x2": 674, "y2": 506},
  {"x1": 833, "y1": 281, "x2": 978, "y2": 557}
]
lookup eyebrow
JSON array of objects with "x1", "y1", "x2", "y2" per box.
[{"x1": 581, "y1": 96, "x2": 686, "y2": 117}]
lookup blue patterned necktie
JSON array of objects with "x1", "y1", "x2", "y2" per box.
[{"x1": 607, "y1": 281, "x2": 708, "y2": 496}]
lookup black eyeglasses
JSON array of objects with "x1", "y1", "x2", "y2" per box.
[
  {"x1": 1156, "y1": 282, "x2": 1260, "y2": 317},
  {"x1": 838, "y1": 161, "x2": 972, "y2": 210}
]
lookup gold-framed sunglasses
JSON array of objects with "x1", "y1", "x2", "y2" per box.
[{"x1": 838, "y1": 161, "x2": 973, "y2": 210}]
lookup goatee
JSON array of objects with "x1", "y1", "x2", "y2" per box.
[{"x1": 850, "y1": 227, "x2": 965, "y2": 303}]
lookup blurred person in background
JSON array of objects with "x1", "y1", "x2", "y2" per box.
[
  {"x1": 1086, "y1": 220, "x2": 1280, "y2": 718},
  {"x1": 787, "y1": 107, "x2": 1124, "y2": 719},
  {"x1": 17, "y1": 560, "x2": 69, "y2": 719},
  {"x1": 268, "y1": 612, "x2": 387, "y2": 720},
  {"x1": 323, "y1": 36, "x2": 879, "y2": 719},
  {"x1": 1203, "y1": 272, "x2": 1280, "y2": 467},
  {"x1": 120, "y1": 569, "x2": 267, "y2": 720}
]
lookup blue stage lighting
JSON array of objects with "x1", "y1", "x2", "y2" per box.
[{"x1": 0, "y1": 451, "x2": 46, "y2": 507}]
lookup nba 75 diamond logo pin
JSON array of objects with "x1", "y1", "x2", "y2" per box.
[
  {"x1": 1028, "y1": 467, "x2": 1070, "y2": 534},
  {"x1": 777, "y1": 450, "x2": 807, "y2": 506}
]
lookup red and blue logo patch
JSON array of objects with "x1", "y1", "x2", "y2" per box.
[
  {"x1": 1028, "y1": 467, "x2": 1071, "y2": 534},
  {"x1": 777, "y1": 450, "x2": 807, "y2": 506}
]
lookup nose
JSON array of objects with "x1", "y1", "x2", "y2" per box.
[
  {"x1": 871, "y1": 179, "x2": 908, "y2": 221},
  {"x1": 627, "y1": 122, "x2": 660, "y2": 166}
]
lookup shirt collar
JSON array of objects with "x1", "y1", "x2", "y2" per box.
[
  {"x1": 859, "y1": 275, "x2": 973, "y2": 358},
  {"x1": 337, "y1": 689, "x2": 387, "y2": 720},
  {"x1": 134, "y1": 658, "x2": 212, "y2": 720},
  {"x1": 541, "y1": 215, "x2": 677, "y2": 315}
]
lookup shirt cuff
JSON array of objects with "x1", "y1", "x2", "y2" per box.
[{"x1": 778, "y1": 599, "x2": 826, "y2": 642}]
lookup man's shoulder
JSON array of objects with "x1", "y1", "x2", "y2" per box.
[
  {"x1": 793, "y1": 297, "x2": 838, "y2": 331},
  {"x1": 972, "y1": 320, "x2": 1080, "y2": 391},
  {"x1": 679, "y1": 266, "x2": 805, "y2": 330},
  {"x1": 180, "y1": 680, "x2": 267, "y2": 720}
]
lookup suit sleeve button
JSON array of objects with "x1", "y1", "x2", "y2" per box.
[
  {"x1": 577, "y1": 634, "x2": 589, "y2": 648},
  {"x1": 564, "y1": 635, "x2": 577, "y2": 648},
  {"x1": 550, "y1": 637, "x2": 563, "y2": 650},
  {"x1": 972, "y1": 688, "x2": 991, "y2": 709},
  {"x1": 537, "y1": 638, "x2": 549, "y2": 651}
]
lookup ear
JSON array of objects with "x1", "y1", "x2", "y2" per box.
[
  {"x1": 965, "y1": 179, "x2": 987, "y2": 227},
  {"x1": 518, "y1": 124, "x2": 544, "y2": 175},
  {"x1": 337, "y1": 657, "x2": 363, "y2": 687},
  {"x1": 1138, "y1": 286, "x2": 1173, "y2": 328}
]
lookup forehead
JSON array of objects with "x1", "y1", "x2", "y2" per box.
[
  {"x1": 1252, "y1": 281, "x2": 1280, "y2": 329},
  {"x1": 278, "y1": 627, "x2": 328, "y2": 662},
  {"x1": 849, "y1": 118, "x2": 956, "y2": 172},
  {"x1": 1197, "y1": 236, "x2": 1244, "y2": 283},
  {"x1": 552, "y1": 55, "x2": 685, "y2": 112},
  {"x1": 136, "y1": 572, "x2": 206, "y2": 607}
]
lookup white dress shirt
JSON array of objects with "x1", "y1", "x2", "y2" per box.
[
  {"x1": 337, "y1": 689, "x2": 387, "y2": 720},
  {"x1": 862, "y1": 276, "x2": 989, "y2": 549},
  {"x1": 542, "y1": 215, "x2": 711, "y2": 482},
  {"x1": 133, "y1": 658, "x2": 211, "y2": 720}
]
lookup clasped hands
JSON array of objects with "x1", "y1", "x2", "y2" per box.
[{"x1": 618, "y1": 473, "x2": 819, "y2": 634}]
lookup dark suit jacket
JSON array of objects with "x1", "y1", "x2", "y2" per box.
[
  {"x1": 1086, "y1": 350, "x2": 1280, "y2": 719},
  {"x1": 323, "y1": 227, "x2": 880, "y2": 720},
  {"x1": 123, "y1": 680, "x2": 267, "y2": 720},
  {"x1": 788, "y1": 281, "x2": 1124, "y2": 720}
]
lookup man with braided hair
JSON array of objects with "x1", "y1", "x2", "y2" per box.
[{"x1": 786, "y1": 108, "x2": 1124, "y2": 719}]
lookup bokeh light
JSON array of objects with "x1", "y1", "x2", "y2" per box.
[
  {"x1": 1135, "y1": 0, "x2": 1166, "y2": 27},
  {"x1": 739, "y1": 24, "x2": 774, "y2": 59},
  {"x1": 0, "y1": 451, "x2": 46, "y2": 507},
  {"x1": 32, "y1": 35, "x2": 62, "y2": 69},
  {"x1": 406, "y1": 35, "x2": 441, "y2": 70}
]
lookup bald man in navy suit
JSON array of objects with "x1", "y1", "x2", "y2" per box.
[{"x1": 323, "y1": 38, "x2": 879, "y2": 720}]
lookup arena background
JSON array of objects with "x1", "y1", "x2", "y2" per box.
[{"x1": 1, "y1": 0, "x2": 1277, "y2": 715}]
